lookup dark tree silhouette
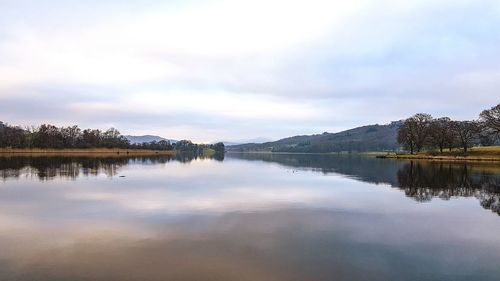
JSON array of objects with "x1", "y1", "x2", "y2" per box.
[
  {"x1": 397, "y1": 113, "x2": 432, "y2": 154},
  {"x1": 451, "y1": 120, "x2": 481, "y2": 153},
  {"x1": 0, "y1": 122, "x2": 132, "y2": 149},
  {"x1": 480, "y1": 103, "x2": 500, "y2": 139},
  {"x1": 396, "y1": 104, "x2": 500, "y2": 154},
  {"x1": 397, "y1": 121, "x2": 416, "y2": 154},
  {"x1": 428, "y1": 117, "x2": 455, "y2": 152}
]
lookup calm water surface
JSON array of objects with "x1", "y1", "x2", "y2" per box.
[{"x1": 0, "y1": 153, "x2": 499, "y2": 281}]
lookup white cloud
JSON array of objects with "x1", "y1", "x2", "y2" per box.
[
  {"x1": 0, "y1": 0, "x2": 499, "y2": 140},
  {"x1": 0, "y1": 0, "x2": 349, "y2": 88}
]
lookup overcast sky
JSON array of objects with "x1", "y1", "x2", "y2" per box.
[{"x1": 0, "y1": 0, "x2": 499, "y2": 142}]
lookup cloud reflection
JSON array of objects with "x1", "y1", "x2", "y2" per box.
[{"x1": 1, "y1": 155, "x2": 500, "y2": 280}]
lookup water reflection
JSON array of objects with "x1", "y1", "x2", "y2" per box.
[
  {"x1": 398, "y1": 161, "x2": 500, "y2": 215},
  {"x1": 1, "y1": 153, "x2": 498, "y2": 215},
  {"x1": 0, "y1": 153, "x2": 223, "y2": 180},
  {"x1": 229, "y1": 153, "x2": 500, "y2": 215},
  {"x1": 227, "y1": 153, "x2": 403, "y2": 184},
  {"x1": 0, "y1": 153, "x2": 500, "y2": 280}
]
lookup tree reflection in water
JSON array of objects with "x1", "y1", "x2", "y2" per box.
[
  {"x1": 398, "y1": 161, "x2": 500, "y2": 215},
  {"x1": 1, "y1": 153, "x2": 498, "y2": 215},
  {"x1": 0, "y1": 153, "x2": 224, "y2": 181},
  {"x1": 228, "y1": 153, "x2": 500, "y2": 216}
]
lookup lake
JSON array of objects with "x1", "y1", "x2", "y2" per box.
[{"x1": 0, "y1": 153, "x2": 499, "y2": 281}]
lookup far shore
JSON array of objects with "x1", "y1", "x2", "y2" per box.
[
  {"x1": 227, "y1": 147, "x2": 500, "y2": 163},
  {"x1": 375, "y1": 146, "x2": 500, "y2": 163},
  {"x1": 376, "y1": 154, "x2": 500, "y2": 162},
  {"x1": 0, "y1": 148, "x2": 176, "y2": 157}
]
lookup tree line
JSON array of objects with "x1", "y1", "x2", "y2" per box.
[
  {"x1": 397, "y1": 103, "x2": 500, "y2": 154},
  {"x1": 156, "y1": 139, "x2": 225, "y2": 155},
  {"x1": 0, "y1": 122, "x2": 225, "y2": 154},
  {"x1": 0, "y1": 123, "x2": 131, "y2": 149}
]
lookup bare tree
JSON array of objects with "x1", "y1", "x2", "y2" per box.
[
  {"x1": 451, "y1": 121, "x2": 481, "y2": 153},
  {"x1": 82, "y1": 129, "x2": 102, "y2": 147},
  {"x1": 428, "y1": 117, "x2": 455, "y2": 153},
  {"x1": 413, "y1": 113, "x2": 433, "y2": 152},
  {"x1": 397, "y1": 113, "x2": 433, "y2": 154},
  {"x1": 397, "y1": 121, "x2": 416, "y2": 154},
  {"x1": 0, "y1": 122, "x2": 134, "y2": 149},
  {"x1": 480, "y1": 103, "x2": 500, "y2": 139}
]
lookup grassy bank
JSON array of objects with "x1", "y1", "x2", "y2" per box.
[
  {"x1": 377, "y1": 146, "x2": 500, "y2": 162},
  {"x1": 0, "y1": 148, "x2": 176, "y2": 157}
]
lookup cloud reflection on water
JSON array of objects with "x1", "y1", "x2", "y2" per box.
[{"x1": 0, "y1": 154, "x2": 500, "y2": 280}]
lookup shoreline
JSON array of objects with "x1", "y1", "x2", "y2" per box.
[
  {"x1": 227, "y1": 150, "x2": 500, "y2": 163},
  {"x1": 376, "y1": 154, "x2": 500, "y2": 163},
  {"x1": 225, "y1": 151, "x2": 367, "y2": 155},
  {"x1": 0, "y1": 148, "x2": 176, "y2": 157}
]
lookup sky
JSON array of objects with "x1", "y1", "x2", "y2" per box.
[{"x1": 0, "y1": 0, "x2": 499, "y2": 142}]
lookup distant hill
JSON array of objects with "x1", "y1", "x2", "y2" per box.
[
  {"x1": 220, "y1": 137, "x2": 273, "y2": 146},
  {"x1": 124, "y1": 135, "x2": 177, "y2": 144},
  {"x1": 227, "y1": 121, "x2": 403, "y2": 153},
  {"x1": 221, "y1": 141, "x2": 241, "y2": 146}
]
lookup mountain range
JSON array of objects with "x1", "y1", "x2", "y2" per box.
[
  {"x1": 124, "y1": 135, "x2": 177, "y2": 144},
  {"x1": 227, "y1": 121, "x2": 403, "y2": 153},
  {"x1": 221, "y1": 137, "x2": 273, "y2": 146}
]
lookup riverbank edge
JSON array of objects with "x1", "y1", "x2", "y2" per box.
[
  {"x1": 227, "y1": 150, "x2": 500, "y2": 162},
  {"x1": 0, "y1": 148, "x2": 176, "y2": 156},
  {"x1": 375, "y1": 154, "x2": 500, "y2": 162}
]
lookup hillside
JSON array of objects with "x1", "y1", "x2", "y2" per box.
[
  {"x1": 220, "y1": 137, "x2": 273, "y2": 146},
  {"x1": 227, "y1": 121, "x2": 403, "y2": 153},
  {"x1": 124, "y1": 135, "x2": 177, "y2": 144}
]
